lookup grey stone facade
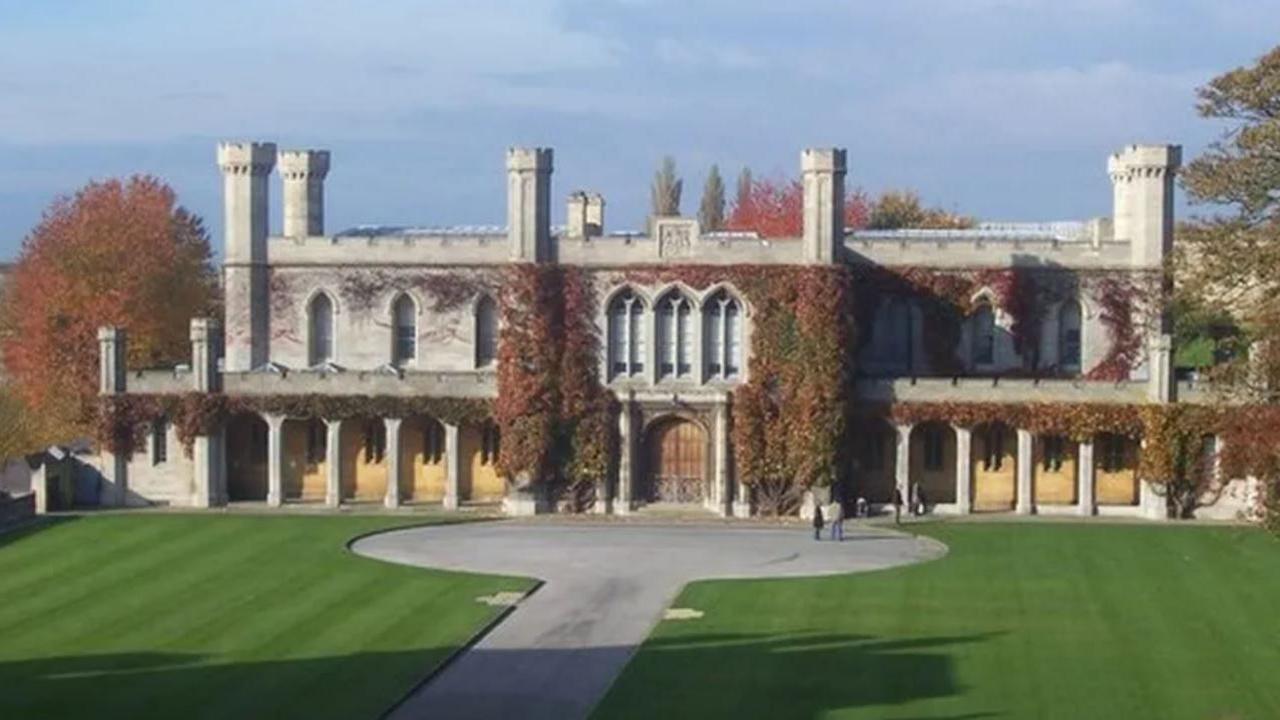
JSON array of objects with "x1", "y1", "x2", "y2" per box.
[{"x1": 83, "y1": 140, "x2": 1260, "y2": 521}]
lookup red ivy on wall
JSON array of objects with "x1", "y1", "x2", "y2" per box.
[{"x1": 494, "y1": 265, "x2": 615, "y2": 501}]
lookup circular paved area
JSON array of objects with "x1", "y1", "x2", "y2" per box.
[{"x1": 353, "y1": 521, "x2": 946, "y2": 720}]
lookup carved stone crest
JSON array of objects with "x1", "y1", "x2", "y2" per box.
[{"x1": 654, "y1": 218, "x2": 700, "y2": 259}]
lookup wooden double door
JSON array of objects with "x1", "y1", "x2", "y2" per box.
[{"x1": 643, "y1": 418, "x2": 706, "y2": 503}]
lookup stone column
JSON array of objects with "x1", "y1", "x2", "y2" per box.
[
  {"x1": 265, "y1": 414, "x2": 285, "y2": 507},
  {"x1": 645, "y1": 309, "x2": 659, "y2": 386},
  {"x1": 443, "y1": 423, "x2": 461, "y2": 510},
  {"x1": 384, "y1": 418, "x2": 402, "y2": 509},
  {"x1": 712, "y1": 396, "x2": 731, "y2": 517},
  {"x1": 324, "y1": 419, "x2": 342, "y2": 508},
  {"x1": 190, "y1": 317, "x2": 226, "y2": 509},
  {"x1": 98, "y1": 326, "x2": 128, "y2": 507},
  {"x1": 894, "y1": 423, "x2": 912, "y2": 500},
  {"x1": 1016, "y1": 428, "x2": 1034, "y2": 515},
  {"x1": 733, "y1": 481, "x2": 751, "y2": 518},
  {"x1": 1077, "y1": 439, "x2": 1095, "y2": 517},
  {"x1": 616, "y1": 398, "x2": 634, "y2": 515},
  {"x1": 32, "y1": 461, "x2": 49, "y2": 514},
  {"x1": 955, "y1": 425, "x2": 972, "y2": 514}
]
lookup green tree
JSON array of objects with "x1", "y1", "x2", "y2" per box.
[
  {"x1": 698, "y1": 164, "x2": 726, "y2": 231},
  {"x1": 867, "y1": 190, "x2": 975, "y2": 230},
  {"x1": 650, "y1": 156, "x2": 682, "y2": 217},
  {"x1": 1179, "y1": 45, "x2": 1280, "y2": 398},
  {"x1": 1177, "y1": 45, "x2": 1280, "y2": 532}
]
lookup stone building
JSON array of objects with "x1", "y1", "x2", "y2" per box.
[{"x1": 88, "y1": 140, "x2": 1258, "y2": 520}]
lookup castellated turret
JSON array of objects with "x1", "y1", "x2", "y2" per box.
[
  {"x1": 506, "y1": 147, "x2": 554, "y2": 262},
  {"x1": 566, "y1": 191, "x2": 605, "y2": 238},
  {"x1": 1108, "y1": 144, "x2": 1181, "y2": 269},
  {"x1": 801, "y1": 147, "x2": 847, "y2": 265},
  {"x1": 217, "y1": 141, "x2": 276, "y2": 371},
  {"x1": 278, "y1": 149, "x2": 331, "y2": 237}
]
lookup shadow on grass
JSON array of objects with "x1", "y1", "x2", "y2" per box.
[
  {"x1": 0, "y1": 632, "x2": 1004, "y2": 720},
  {"x1": 0, "y1": 649, "x2": 455, "y2": 720},
  {"x1": 595, "y1": 630, "x2": 1005, "y2": 720},
  {"x1": 0, "y1": 515, "x2": 79, "y2": 550}
]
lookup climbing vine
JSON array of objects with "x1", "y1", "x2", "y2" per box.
[
  {"x1": 850, "y1": 266, "x2": 1156, "y2": 378},
  {"x1": 494, "y1": 265, "x2": 615, "y2": 506},
  {"x1": 621, "y1": 264, "x2": 855, "y2": 515}
]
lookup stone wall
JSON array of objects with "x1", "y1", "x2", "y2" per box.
[{"x1": 0, "y1": 492, "x2": 35, "y2": 530}]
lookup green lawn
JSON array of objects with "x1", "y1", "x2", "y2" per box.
[
  {"x1": 0, "y1": 513, "x2": 531, "y2": 720},
  {"x1": 595, "y1": 523, "x2": 1280, "y2": 720}
]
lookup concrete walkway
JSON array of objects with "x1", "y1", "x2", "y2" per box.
[{"x1": 352, "y1": 521, "x2": 946, "y2": 720}]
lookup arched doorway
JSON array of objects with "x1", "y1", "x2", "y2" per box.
[{"x1": 642, "y1": 417, "x2": 707, "y2": 504}]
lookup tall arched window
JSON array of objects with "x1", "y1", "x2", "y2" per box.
[
  {"x1": 876, "y1": 298, "x2": 912, "y2": 368},
  {"x1": 1058, "y1": 300, "x2": 1082, "y2": 372},
  {"x1": 703, "y1": 290, "x2": 743, "y2": 379},
  {"x1": 392, "y1": 294, "x2": 416, "y2": 367},
  {"x1": 308, "y1": 293, "x2": 334, "y2": 366},
  {"x1": 475, "y1": 295, "x2": 498, "y2": 368},
  {"x1": 656, "y1": 290, "x2": 693, "y2": 379},
  {"x1": 607, "y1": 289, "x2": 646, "y2": 380},
  {"x1": 971, "y1": 302, "x2": 995, "y2": 367}
]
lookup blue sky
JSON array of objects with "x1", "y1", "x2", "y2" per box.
[{"x1": 0, "y1": 0, "x2": 1275, "y2": 259}]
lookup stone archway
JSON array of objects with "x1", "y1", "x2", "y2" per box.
[{"x1": 641, "y1": 417, "x2": 708, "y2": 504}]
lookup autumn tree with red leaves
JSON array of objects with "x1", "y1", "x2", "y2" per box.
[
  {"x1": 724, "y1": 177, "x2": 870, "y2": 238},
  {"x1": 1, "y1": 176, "x2": 219, "y2": 438}
]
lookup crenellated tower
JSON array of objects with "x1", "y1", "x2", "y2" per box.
[
  {"x1": 278, "y1": 149, "x2": 330, "y2": 237},
  {"x1": 801, "y1": 147, "x2": 847, "y2": 265},
  {"x1": 217, "y1": 141, "x2": 277, "y2": 372},
  {"x1": 1108, "y1": 143, "x2": 1180, "y2": 269},
  {"x1": 507, "y1": 147, "x2": 554, "y2": 262}
]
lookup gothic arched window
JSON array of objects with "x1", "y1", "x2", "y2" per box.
[
  {"x1": 971, "y1": 302, "x2": 995, "y2": 367},
  {"x1": 607, "y1": 289, "x2": 646, "y2": 380},
  {"x1": 475, "y1": 295, "x2": 498, "y2": 368},
  {"x1": 656, "y1": 290, "x2": 693, "y2": 379},
  {"x1": 392, "y1": 294, "x2": 416, "y2": 367},
  {"x1": 1059, "y1": 300, "x2": 1082, "y2": 372},
  {"x1": 308, "y1": 293, "x2": 335, "y2": 366},
  {"x1": 703, "y1": 290, "x2": 743, "y2": 379}
]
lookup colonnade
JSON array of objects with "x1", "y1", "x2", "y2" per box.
[{"x1": 261, "y1": 415, "x2": 465, "y2": 509}]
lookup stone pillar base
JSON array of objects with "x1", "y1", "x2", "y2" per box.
[
  {"x1": 614, "y1": 500, "x2": 634, "y2": 516},
  {"x1": 592, "y1": 498, "x2": 610, "y2": 515},
  {"x1": 503, "y1": 487, "x2": 549, "y2": 516},
  {"x1": 443, "y1": 495, "x2": 460, "y2": 511},
  {"x1": 732, "y1": 501, "x2": 751, "y2": 519}
]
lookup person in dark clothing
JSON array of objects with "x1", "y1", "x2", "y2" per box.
[
  {"x1": 812, "y1": 502, "x2": 825, "y2": 541},
  {"x1": 891, "y1": 486, "x2": 904, "y2": 525}
]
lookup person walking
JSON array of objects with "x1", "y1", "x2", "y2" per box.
[
  {"x1": 812, "y1": 500, "x2": 825, "y2": 541},
  {"x1": 891, "y1": 486, "x2": 904, "y2": 525},
  {"x1": 829, "y1": 499, "x2": 845, "y2": 542}
]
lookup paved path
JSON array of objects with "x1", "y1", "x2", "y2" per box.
[{"x1": 352, "y1": 521, "x2": 946, "y2": 720}]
